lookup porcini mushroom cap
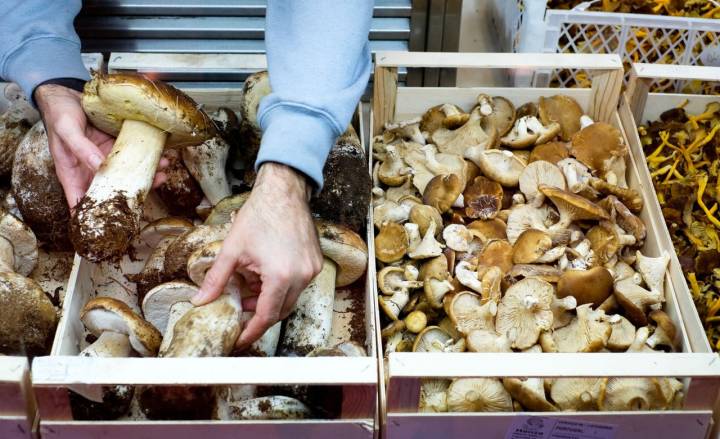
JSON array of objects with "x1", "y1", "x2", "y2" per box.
[
  {"x1": 82, "y1": 297, "x2": 162, "y2": 357},
  {"x1": 557, "y1": 267, "x2": 614, "y2": 307},
  {"x1": 315, "y1": 220, "x2": 368, "y2": 287},
  {"x1": 0, "y1": 209, "x2": 38, "y2": 276},
  {"x1": 204, "y1": 193, "x2": 250, "y2": 226},
  {"x1": 139, "y1": 217, "x2": 194, "y2": 249},
  {"x1": 447, "y1": 378, "x2": 513, "y2": 412},
  {"x1": 538, "y1": 95, "x2": 584, "y2": 141},
  {"x1": 82, "y1": 72, "x2": 215, "y2": 148},
  {"x1": 163, "y1": 223, "x2": 231, "y2": 280},
  {"x1": 0, "y1": 272, "x2": 56, "y2": 356}
]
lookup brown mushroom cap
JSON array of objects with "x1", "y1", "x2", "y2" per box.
[
  {"x1": 0, "y1": 272, "x2": 56, "y2": 356},
  {"x1": 423, "y1": 174, "x2": 463, "y2": 213},
  {"x1": 82, "y1": 72, "x2": 215, "y2": 148},
  {"x1": 204, "y1": 193, "x2": 250, "y2": 226},
  {"x1": 477, "y1": 239, "x2": 513, "y2": 274},
  {"x1": 503, "y1": 378, "x2": 558, "y2": 412},
  {"x1": 163, "y1": 223, "x2": 231, "y2": 280},
  {"x1": 420, "y1": 104, "x2": 469, "y2": 135},
  {"x1": 467, "y1": 219, "x2": 507, "y2": 241},
  {"x1": 82, "y1": 297, "x2": 162, "y2": 357},
  {"x1": 539, "y1": 185, "x2": 609, "y2": 224},
  {"x1": 374, "y1": 222, "x2": 408, "y2": 264},
  {"x1": 315, "y1": 220, "x2": 368, "y2": 286},
  {"x1": 463, "y1": 176, "x2": 503, "y2": 220},
  {"x1": 0, "y1": 209, "x2": 38, "y2": 276},
  {"x1": 513, "y1": 229, "x2": 553, "y2": 264},
  {"x1": 409, "y1": 204, "x2": 443, "y2": 237},
  {"x1": 538, "y1": 95, "x2": 584, "y2": 141},
  {"x1": 570, "y1": 122, "x2": 626, "y2": 173},
  {"x1": 586, "y1": 224, "x2": 623, "y2": 265},
  {"x1": 528, "y1": 141, "x2": 570, "y2": 164},
  {"x1": 647, "y1": 310, "x2": 677, "y2": 350},
  {"x1": 557, "y1": 267, "x2": 614, "y2": 307},
  {"x1": 479, "y1": 95, "x2": 516, "y2": 136},
  {"x1": 139, "y1": 217, "x2": 195, "y2": 248}
]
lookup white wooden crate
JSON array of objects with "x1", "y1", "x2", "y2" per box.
[
  {"x1": 31, "y1": 86, "x2": 379, "y2": 439},
  {"x1": 371, "y1": 51, "x2": 720, "y2": 439},
  {"x1": 0, "y1": 357, "x2": 34, "y2": 439}
]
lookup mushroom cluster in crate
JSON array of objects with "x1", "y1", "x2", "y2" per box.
[
  {"x1": 57, "y1": 72, "x2": 371, "y2": 420},
  {"x1": 373, "y1": 94, "x2": 684, "y2": 412}
]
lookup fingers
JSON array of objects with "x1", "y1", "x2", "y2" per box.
[
  {"x1": 192, "y1": 250, "x2": 238, "y2": 306},
  {"x1": 55, "y1": 121, "x2": 107, "y2": 172},
  {"x1": 236, "y1": 277, "x2": 288, "y2": 349}
]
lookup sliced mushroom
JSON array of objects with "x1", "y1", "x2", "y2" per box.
[
  {"x1": 447, "y1": 378, "x2": 513, "y2": 412},
  {"x1": 496, "y1": 278, "x2": 555, "y2": 349}
]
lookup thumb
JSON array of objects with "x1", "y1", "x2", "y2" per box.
[
  {"x1": 55, "y1": 121, "x2": 106, "y2": 172},
  {"x1": 192, "y1": 252, "x2": 237, "y2": 306}
]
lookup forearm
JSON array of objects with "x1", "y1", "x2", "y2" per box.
[
  {"x1": 0, "y1": 0, "x2": 89, "y2": 101},
  {"x1": 256, "y1": 0, "x2": 373, "y2": 190}
]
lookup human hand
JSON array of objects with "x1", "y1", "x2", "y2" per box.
[
  {"x1": 34, "y1": 84, "x2": 167, "y2": 209},
  {"x1": 192, "y1": 162, "x2": 323, "y2": 349}
]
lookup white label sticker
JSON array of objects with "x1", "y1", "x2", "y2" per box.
[
  {"x1": 505, "y1": 416, "x2": 618, "y2": 439},
  {"x1": 700, "y1": 44, "x2": 720, "y2": 67}
]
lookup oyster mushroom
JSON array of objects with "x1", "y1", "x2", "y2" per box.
[
  {"x1": 512, "y1": 229, "x2": 553, "y2": 264},
  {"x1": 467, "y1": 218, "x2": 507, "y2": 241},
  {"x1": 557, "y1": 267, "x2": 614, "y2": 307},
  {"x1": 519, "y1": 160, "x2": 566, "y2": 206},
  {"x1": 423, "y1": 174, "x2": 464, "y2": 213},
  {"x1": 557, "y1": 158, "x2": 594, "y2": 195},
  {"x1": 540, "y1": 185, "x2": 609, "y2": 230},
  {"x1": 607, "y1": 315, "x2": 637, "y2": 351},
  {"x1": 496, "y1": 278, "x2": 555, "y2": 349},
  {"x1": 550, "y1": 304, "x2": 611, "y2": 352},
  {"x1": 447, "y1": 378, "x2": 513, "y2": 412},
  {"x1": 280, "y1": 221, "x2": 367, "y2": 356},
  {"x1": 614, "y1": 275, "x2": 663, "y2": 326},
  {"x1": 375, "y1": 222, "x2": 408, "y2": 263},
  {"x1": 503, "y1": 378, "x2": 558, "y2": 412},
  {"x1": 538, "y1": 95, "x2": 584, "y2": 141},
  {"x1": 454, "y1": 261, "x2": 482, "y2": 293},
  {"x1": 550, "y1": 378, "x2": 606, "y2": 411},
  {"x1": 472, "y1": 149, "x2": 526, "y2": 187},
  {"x1": 412, "y1": 326, "x2": 463, "y2": 352},
  {"x1": 11, "y1": 121, "x2": 70, "y2": 249},
  {"x1": 73, "y1": 72, "x2": 214, "y2": 261},
  {"x1": 600, "y1": 196, "x2": 646, "y2": 242},
  {"x1": 466, "y1": 329, "x2": 512, "y2": 352},
  {"x1": 448, "y1": 291, "x2": 497, "y2": 335},
  {"x1": 463, "y1": 176, "x2": 503, "y2": 219},
  {"x1": 646, "y1": 310, "x2": 677, "y2": 350},
  {"x1": 586, "y1": 223, "x2": 635, "y2": 266},
  {"x1": 419, "y1": 379, "x2": 451, "y2": 413}
]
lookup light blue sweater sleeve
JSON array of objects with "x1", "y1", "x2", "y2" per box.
[
  {"x1": 0, "y1": 0, "x2": 89, "y2": 100},
  {"x1": 256, "y1": 0, "x2": 374, "y2": 189}
]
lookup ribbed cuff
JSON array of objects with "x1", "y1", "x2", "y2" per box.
[
  {"x1": 256, "y1": 104, "x2": 339, "y2": 191},
  {"x1": 2, "y1": 37, "x2": 89, "y2": 106}
]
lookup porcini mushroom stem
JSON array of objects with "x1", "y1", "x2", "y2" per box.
[
  {"x1": 279, "y1": 258, "x2": 337, "y2": 356},
  {"x1": 71, "y1": 120, "x2": 167, "y2": 261},
  {"x1": 158, "y1": 301, "x2": 195, "y2": 354}
]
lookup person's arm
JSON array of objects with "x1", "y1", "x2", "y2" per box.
[{"x1": 194, "y1": 0, "x2": 373, "y2": 349}]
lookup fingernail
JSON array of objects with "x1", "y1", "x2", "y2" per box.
[
  {"x1": 191, "y1": 291, "x2": 208, "y2": 306},
  {"x1": 88, "y1": 154, "x2": 103, "y2": 171}
]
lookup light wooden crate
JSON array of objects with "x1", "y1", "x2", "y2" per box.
[
  {"x1": 371, "y1": 51, "x2": 720, "y2": 439},
  {"x1": 0, "y1": 357, "x2": 34, "y2": 439},
  {"x1": 31, "y1": 86, "x2": 379, "y2": 439}
]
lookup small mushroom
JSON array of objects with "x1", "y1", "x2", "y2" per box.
[
  {"x1": 570, "y1": 122, "x2": 627, "y2": 184},
  {"x1": 409, "y1": 204, "x2": 443, "y2": 237},
  {"x1": 503, "y1": 378, "x2": 558, "y2": 412},
  {"x1": 519, "y1": 161, "x2": 566, "y2": 206},
  {"x1": 512, "y1": 229, "x2": 553, "y2": 264},
  {"x1": 373, "y1": 199, "x2": 414, "y2": 228},
  {"x1": 472, "y1": 149, "x2": 526, "y2": 187},
  {"x1": 540, "y1": 185, "x2": 609, "y2": 230},
  {"x1": 589, "y1": 178, "x2": 642, "y2": 213},
  {"x1": 443, "y1": 224, "x2": 473, "y2": 252},
  {"x1": 420, "y1": 104, "x2": 468, "y2": 136},
  {"x1": 614, "y1": 275, "x2": 663, "y2": 326},
  {"x1": 477, "y1": 240, "x2": 513, "y2": 274},
  {"x1": 646, "y1": 310, "x2": 677, "y2": 350},
  {"x1": 557, "y1": 267, "x2": 614, "y2": 307},
  {"x1": 501, "y1": 116, "x2": 539, "y2": 149},
  {"x1": 529, "y1": 141, "x2": 570, "y2": 164},
  {"x1": 447, "y1": 378, "x2": 513, "y2": 412},
  {"x1": 467, "y1": 218, "x2": 507, "y2": 241},
  {"x1": 454, "y1": 261, "x2": 482, "y2": 293},
  {"x1": 557, "y1": 158, "x2": 594, "y2": 195},
  {"x1": 550, "y1": 304, "x2": 611, "y2": 352},
  {"x1": 419, "y1": 379, "x2": 451, "y2": 413},
  {"x1": 463, "y1": 176, "x2": 503, "y2": 219},
  {"x1": 385, "y1": 118, "x2": 425, "y2": 145},
  {"x1": 448, "y1": 291, "x2": 497, "y2": 335},
  {"x1": 586, "y1": 223, "x2": 635, "y2": 266},
  {"x1": 408, "y1": 221, "x2": 444, "y2": 260},
  {"x1": 600, "y1": 195, "x2": 646, "y2": 242},
  {"x1": 538, "y1": 95, "x2": 584, "y2": 141},
  {"x1": 476, "y1": 95, "x2": 516, "y2": 136},
  {"x1": 466, "y1": 329, "x2": 512, "y2": 352},
  {"x1": 607, "y1": 315, "x2": 637, "y2": 351},
  {"x1": 412, "y1": 326, "x2": 462, "y2": 352},
  {"x1": 424, "y1": 276, "x2": 454, "y2": 309},
  {"x1": 375, "y1": 222, "x2": 408, "y2": 263},
  {"x1": 550, "y1": 378, "x2": 606, "y2": 411},
  {"x1": 525, "y1": 117, "x2": 561, "y2": 144},
  {"x1": 423, "y1": 174, "x2": 464, "y2": 213},
  {"x1": 379, "y1": 144, "x2": 412, "y2": 186},
  {"x1": 404, "y1": 310, "x2": 428, "y2": 333},
  {"x1": 496, "y1": 278, "x2": 555, "y2": 349},
  {"x1": 551, "y1": 295, "x2": 577, "y2": 329},
  {"x1": 635, "y1": 251, "x2": 670, "y2": 295},
  {"x1": 378, "y1": 266, "x2": 423, "y2": 296}
]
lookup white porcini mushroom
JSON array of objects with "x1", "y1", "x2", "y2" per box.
[
  {"x1": 466, "y1": 329, "x2": 512, "y2": 352},
  {"x1": 443, "y1": 224, "x2": 472, "y2": 252},
  {"x1": 519, "y1": 160, "x2": 566, "y2": 207},
  {"x1": 409, "y1": 221, "x2": 445, "y2": 259},
  {"x1": 447, "y1": 378, "x2": 513, "y2": 412},
  {"x1": 419, "y1": 379, "x2": 450, "y2": 413},
  {"x1": 635, "y1": 251, "x2": 670, "y2": 296},
  {"x1": 496, "y1": 278, "x2": 555, "y2": 349},
  {"x1": 73, "y1": 72, "x2": 215, "y2": 261},
  {"x1": 455, "y1": 261, "x2": 482, "y2": 293},
  {"x1": 448, "y1": 291, "x2": 497, "y2": 335},
  {"x1": 142, "y1": 281, "x2": 204, "y2": 354},
  {"x1": 280, "y1": 221, "x2": 367, "y2": 356}
]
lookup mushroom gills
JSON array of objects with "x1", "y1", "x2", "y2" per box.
[{"x1": 278, "y1": 258, "x2": 337, "y2": 356}]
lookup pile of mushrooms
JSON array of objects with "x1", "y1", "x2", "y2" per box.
[{"x1": 374, "y1": 93, "x2": 684, "y2": 413}]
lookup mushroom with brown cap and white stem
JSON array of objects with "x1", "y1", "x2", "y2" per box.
[
  {"x1": 141, "y1": 281, "x2": 204, "y2": 354},
  {"x1": 476, "y1": 95, "x2": 515, "y2": 136},
  {"x1": 496, "y1": 278, "x2": 555, "y2": 349},
  {"x1": 540, "y1": 185, "x2": 610, "y2": 230},
  {"x1": 408, "y1": 221, "x2": 444, "y2": 260},
  {"x1": 529, "y1": 141, "x2": 570, "y2": 164},
  {"x1": 538, "y1": 95, "x2": 584, "y2": 141},
  {"x1": 500, "y1": 116, "x2": 539, "y2": 149},
  {"x1": 0, "y1": 208, "x2": 38, "y2": 276},
  {"x1": 586, "y1": 222, "x2": 636, "y2": 267},
  {"x1": 519, "y1": 160, "x2": 566, "y2": 207},
  {"x1": 204, "y1": 193, "x2": 250, "y2": 226},
  {"x1": 385, "y1": 118, "x2": 426, "y2": 145},
  {"x1": 419, "y1": 379, "x2": 451, "y2": 413},
  {"x1": 375, "y1": 222, "x2": 409, "y2": 263},
  {"x1": 432, "y1": 107, "x2": 494, "y2": 156},
  {"x1": 463, "y1": 176, "x2": 503, "y2": 220},
  {"x1": 549, "y1": 304, "x2": 611, "y2": 352},
  {"x1": 466, "y1": 329, "x2": 512, "y2": 352},
  {"x1": 412, "y1": 326, "x2": 464, "y2": 352},
  {"x1": 163, "y1": 223, "x2": 231, "y2": 280},
  {"x1": 409, "y1": 204, "x2": 443, "y2": 237},
  {"x1": 512, "y1": 229, "x2": 554, "y2": 264},
  {"x1": 155, "y1": 149, "x2": 204, "y2": 217},
  {"x1": 646, "y1": 310, "x2": 677, "y2": 350},
  {"x1": 549, "y1": 378, "x2": 606, "y2": 411},
  {"x1": 557, "y1": 267, "x2": 614, "y2": 307},
  {"x1": 72, "y1": 72, "x2": 215, "y2": 261},
  {"x1": 607, "y1": 315, "x2": 637, "y2": 351},
  {"x1": 570, "y1": 122, "x2": 627, "y2": 187},
  {"x1": 525, "y1": 117, "x2": 562, "y2": 145},
  {"x1": 443, "y1": 224, "x2": 473, "y2": 252},
  {"x1": 423, "y1": 174, "x2": 464, "y2": 213},
  {"x1": 614, "y1": 274, "x2": 663, "y2": 327},
  {"x1": 467, "y1": 218, "x2": 507, "y2": 241},
  {"x1": 378, "y1": 266, "x2": 423, "y2": 296},
  {"x1": 11, "y1": 121, "x2": 71, "y2": 249},
  {"x1": 477, "y1": 239, "x2": 514, "y2": 275},
  {"x1": 373, "y1": 199, "x2": 414, "y2": 229},
  {"x1": 448, "y1": 291, "x2": 497, "y2": 335},
  {"x1": 505, "y1": 204, "x2": 559, "y2": 244},
  {"x1": 600, "y1": 196, "x2": 646, "y2": 243},
  {"x1": 503, "y1": 378, "x2": 558, "y2": 412},
  {"x1": 635, "y1": 251, "x2": 670, "y2": 296},
  {"x1": 379, "y1": 144, "x2": 412, "y2": 186},
  {"x1": 454, "y1": 261, "x2": 482, "y2": 293},
  {"x1": 557, "y1": 158, "x2": 594, "y2": 195},
  {"x1": 551, "y1": 295, "x2": 577, "y2": 329},
  {"x1": 420, "y1": 104, "x2": 469, "y2": 137},
  {"x1": 471, "y1": 149, "x2": 526, "y2": 187},
  {"x1": 279, "y1": 220, "x2": 367, "y2": 356},
  {"x1": 447, "y1": 378, "x2": 513, "y2": 412}
]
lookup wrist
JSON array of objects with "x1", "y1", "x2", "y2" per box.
[
  {"x1": 255, "y1": 162, "x2": 312, "y2": 201},
  {"x1": 34, "y1": 83, "x2": 81, "y2": 113}
]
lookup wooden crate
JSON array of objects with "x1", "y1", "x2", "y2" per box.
[
  {"x1": 31, "y1": 86, "x2": 379, "y2": 439},
  {"x1": 371, "y1": 51, "x2": 720, "y2": 439},
  {"x1": 0, "y1": 357, "x2": 34, "y2": 439}
]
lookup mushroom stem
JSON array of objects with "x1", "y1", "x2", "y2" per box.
[
  {"x1": 182, "y1": 137, "x2": 231, "y2": 205},
  {"x1": 158, "y1": 301, "x2": 194, "y2": 355},
  {"x1": 278, "y1": 258, "x2": 337, "y2": 356},
  {"x1": 71, "y1": 120, "x2": 167, "y2": 261},
  {"x1": 80, "y1": 331, "x2": 132, "y2": 359}
]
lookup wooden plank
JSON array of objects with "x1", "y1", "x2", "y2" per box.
[
  {"x1": 341, "y1": 385, "x2": 376, "y2": 420},
  {"x1": 632, "y1": 63, "x2": 720, "y2": 83},
  {"x1": 0, "y1": 357, "x2": 33, "y2": 438},
  {"x1": 385, "y1": 411, "x2": 713, "y2": 439},
  {"x1": 0, "y1": 416, "x2": 33, "y2": 439},
  {"x1": 372, "y1": 65, "x2": 398, "y2": 136},
  {"x1": 589, "y1": 68, "x2": 623, "y2": 123},
  {"x1": 39, "y1": 419, "x2": 375, "y2": 439},
  {"x1": 109, "y1": 52, "x2": 267, "y2": 73},
  {"x1": 375, "y1": 51, "x2": 622, "y2": 70}
]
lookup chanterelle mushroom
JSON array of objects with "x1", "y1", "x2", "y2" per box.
[
  {"x1": 73, "y1": 72, "x2": 214, "y2": 261},
  {"x1": 496, "y1": 278, "x2": 554, "y2": 349},
  {"x1": 447, "y1": 378, "x2": 513, "y2": 412},
  {"x1": 280, "y1": 220, "x2": 367, "y2": 356}
]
